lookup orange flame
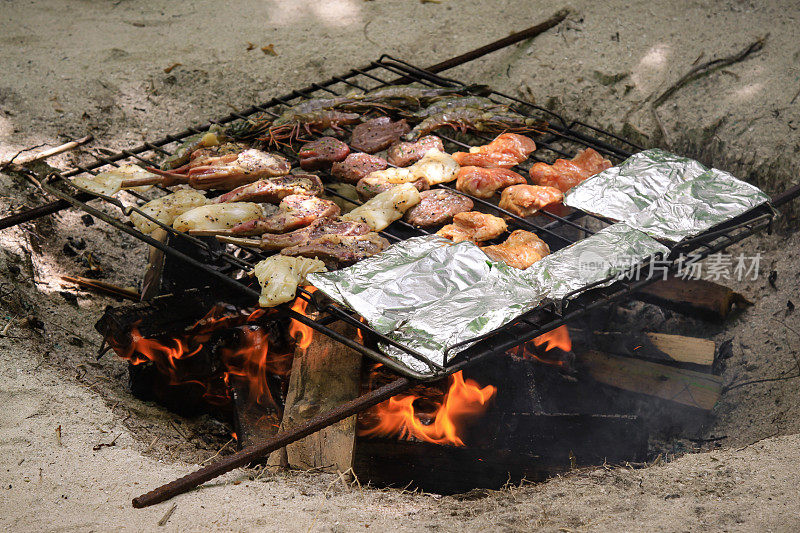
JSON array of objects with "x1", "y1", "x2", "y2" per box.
[
  {"x1": 533, "y1": 325, "x2": 572, "y2": 352},
  {"x1": 359, "y1": 371, "x2": 496, "y2": 446},
  {"x1": 109, "y1": 305, "x2": 291, "y2": 409},
  {"x1": 288, "y1": 287, "x2": 316, "y2": 350}
]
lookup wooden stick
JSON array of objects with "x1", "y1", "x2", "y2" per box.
[
  {"x1": 215, "y1": 235, "x2": 263, "y2": 248},
  {"x1": 636, "y1": 276, "x2": 751, "y2": 321},
  {"x1": 60, "y1": 275, "x2": 141, "y2": 301},
  {"x1": 0, "y1": 135, "x2": 93, "y2": 170}
]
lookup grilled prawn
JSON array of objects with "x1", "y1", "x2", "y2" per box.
[{"x1": 405, "y1": 107, "x2": 546, "y2": 141}]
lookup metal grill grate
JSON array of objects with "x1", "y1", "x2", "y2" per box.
[{"x1": 31, "y1": 55, "x2": 776, "y2": 380}]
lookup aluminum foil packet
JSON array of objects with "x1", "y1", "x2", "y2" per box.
[
  {"x1": 308, "y1": 236, "x2": 547, "y2": 373},
  {"x1": 564, "y1": 149, "x2": 769, "y2": 241},
  {"x1": 522, "y1": 223, "x2": 670, "y2": 302}
]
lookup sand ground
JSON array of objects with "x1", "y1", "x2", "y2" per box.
[{"x1": 1, "y1": 1, "x2": 800, "y2": 531}]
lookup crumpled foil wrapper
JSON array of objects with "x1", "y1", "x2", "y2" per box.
[
  {"x1": 308, "y1": 227, "x2": 667, "y2": 374},
  {"x1": 308, "y1": 236, "x2": 547, "y2": 373},
  {"x1": 564, "y1": 148, "x2": 769, "y2": 242},
  {"x1": 522, "y1": 223, "x2": 670, "y2": 302}
]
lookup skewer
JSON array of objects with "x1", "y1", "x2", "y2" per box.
[
  {"x1": 215, "y1": 235, "x2": 264, "y2": 248},
  {"x1": 187, "y1": 228, "x2": 236, "y2": 237}
]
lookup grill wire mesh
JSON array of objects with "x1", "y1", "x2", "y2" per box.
[{"x1": 38, "y1": 55, "x2": 775, "y2": 380}]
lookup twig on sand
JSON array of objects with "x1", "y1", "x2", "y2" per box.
[
  {"x1": 653, "y1": 36, "x2": 767, "y2": 109},
  {"x1": 0, "y1": 135, "x2": 93, "y2": 171},
  {"x1": 157, "y1": 503, "x2": 177, "y2": 526},
  {"x1": 200, "y1": 438, "x2": 235, "y2": 466}
]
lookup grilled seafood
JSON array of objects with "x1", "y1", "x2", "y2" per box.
[
  {"x1": 437, "y1": 211, "x2": 508, "y2": 243},
  {"x1": 162, "y1": 129, "x2": 226, "y2": 169},
  {"x1": 368, "y1": 149, "x2": 459, "y2": 186},
  {"x1": 331, "y1": 153, "x2": 388, "y2": 184},
  {"x1": 403, "y1": 189, "x2": 474, "y2": 227},
  {"x1": 529, "y1": 148, "x2": 613, "y2": 193},
  {"x1": 498, "y1": 185, "x2": 564, "y2": 217},
  {"x1": 228, "y1": 195, "x2": 341, "y2": 236},
  {"x1": 298, "y1": 136, "x2": 350, "y2": 170},
  {"x1": 354, "y1": 84, "x2": 486, "y2": 108},
  {"x1": 455, "y1": 166, "x2": 527, "y2": 198},
  {"x1": 349, "y1": 117, "x2": 410, "y2": 154},
  {"x1": 130, "y1": 189, "x2": 208, "y2": 234},
  {"x1": 173, "y1": 202, "x2": 264, "y2": 232},
  {"x1": 386, "y1": 135, "x2": 444, "y2": 167},
  {"x1": 217, "y1": 217, "x2": 371, "y2": 251},
  {"x1": 71, "y1": 164, "x2": 157, "y2": 196},
  {"x1": 342, "y1": 183, "x2": 421, "y2": 231},
  {"x1": 408, "y1": 96, "x2": 506, "y2": 120},
  {"x1": 260, "y1": 109, "x2": 361, "y2": 146},
  {"x1": 145, "y1": 144, "x2": 291, "y2": 190},
  {"x1": 281, "y1": 232, "x2": 390, "y2": 266},
  {"x1": 214, "y1": 174, "x2": 323, "y2": 203},
  {"x1": 356, "y1": 174, "x2": 428, "y2": 200},
  {"x1": 481, "y1": 230, "x2": 550, "y2": 269},
  {"x1": 252, "y1": 256, "x2": 326, "y2": 307},
  {"x1": 405, "y1": 107, "x2": 545, "y2": 141},
  {"x1": 452, "y1": 133, "x2": 536, "y2": 168}
]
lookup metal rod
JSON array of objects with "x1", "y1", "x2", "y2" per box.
[{"x1": 132, "y1": 376, "x2": 414, "y2": 508}]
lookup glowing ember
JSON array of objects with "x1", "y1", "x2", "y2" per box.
[
  {"x1": 359, "y1": 371, "x2": 496, "y2": 446},
  {"x1": 109, "y1": 305, "x2": 292, "y2": 409},
  {"x1": 288, "y1": 286, "x2": 316, "y2": 350}
]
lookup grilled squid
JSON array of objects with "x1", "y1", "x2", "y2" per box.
[
  {"x1": 71, "y1": 164, "x2": 157, "y2": 196},
  {"x1": 130, "y1": 189, "x2": 208, "y2": 234},
  {"x1": 367, "y1": 149, "x2": 459, "y2": 186},
  {"x1": 172, "y1": 202, "x2": 265, "y2": 232},
  {"x1": 342, "y1": 183, "x2": 421, "y2": 231},
  {"x1": 252, "y1": 256, "x2": 327, "y2": 307}
]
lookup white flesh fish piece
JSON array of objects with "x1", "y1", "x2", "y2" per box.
[
  {"x1": 342, "y1": 182, "x2": 421, "y2": 231},
  {"x1": 252, "y1": 256, "x2": 326, "y2": 307},
  {"x1": 71, "y1": 164, "x2": 157, "y2": 196},
  {"x1": 172, "y1": 202, "x2": 264, "y2": 232},
  {"x1": 130, "y1": 189, "x2": 208, "y2": 234}
]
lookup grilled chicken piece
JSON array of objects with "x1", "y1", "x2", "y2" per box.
[
  {"x1": 331, "y1": 153, "x2": 389, "y2": 184},
  {"x1": 436, "y1": 211, "x2": 508, "y2": 243},
  {"x1": 214, "y1": 174, "x2": 323, "y2": 203},
  {"x1": 403, "y1": 189, "x2": 474, "y2": 227},
  {"x1": 529, "y1": 148, "x2": 612, "y2": 193},
  {"x1": 368, "y1": 149, "x2": 459, "y2": 186},
  {"x1": 281, "y1": 232, "x2": 390, "y2": 266},
  {"x1": 230, "y1": 195, "x2": 340, "y2": 235},
  {"x1": 356, "y1": 174, "x2": 429, "y2": 200},
  {"x1": 452, "y1": 133, "x2": 536, "y2": 168},
  {"x1": 252, "y1": 256, "x2": 326, "y2": 307},
  {"x1": 350, "y1": 117, "x2": 411, "y2": 154},
  {"x1": 387, "y1": 135, "x2": 444, "y2": 167},
  {"x1": 146, "y1": 144, "x2": 292, "y2": 190},
  {"x1": 255, "y1": 217, "x2": 371, "y2": 250},
  {"x1": 130, "y1": 189, "x2": 208, "y2": 234},
  {"x1": 173, "y1": 202, "x2": 264, "y2": 232},
  {"x1": 455, "y1": 166, "x2": 527, "y2": 198},
  {"x1": 498, "y1": 185, "x2": 564, "y2": 217},
  {"x1": 481, "y1": 230, "x2": 550, "y2": 269},
  {"x1": 298, "y1": 136, "x2": 350, "y2": 170},
  {"x1": 342, "y1": 183, "x2": 422, "y2": 231}
]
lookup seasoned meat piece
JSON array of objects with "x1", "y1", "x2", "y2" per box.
[
  {"x1": 258, "y1": 217, "x2": 370, "y2": 250},
  {"x1": 349, "y1": 117, "x2": 411, "y2": 154},
  {"x1": 455, "y1": 166, "x2": 527, "y2": 198},
  {"x1": 215, "y1": 174, "x2": 323, "y2": 203},
  {"x1": 498, "y1": 185, "x2": 564, "y2": 217},
  {"x1": 342, "y1": 183, "x2": 422, "y2": 231},
  {"x1": 529, "y1": 148, "x2": 612, "y2": 193},
  {"x1": 281, "y1": 232, "x2": 390, "y2": 266},
  {"x1": 230, "y1": 195, "x2": 340, "y2": 235},
  {"x1": 368, "y1": 149, "x2": 459, "y2": 186},
  {"x1": 436, "y1": 211, "x2": 507, "y2": 243},
  {"x1": 452, "y1": 133, "x2": 536, "y2": 168},
  {"x1": 387, "y1": 136, "x2": 445, "y2": 167},
  {"x1": 481, "y1": 230, "x2": 550, "y2": 269},
  {"x1": 331, "y1": 153, "x2": 388, "y2": 184},
  {"x1": 356, "y1": 175, "x2": 429, "y2": 200},
  {"x1": 298, "y1": 136, "x2": 350, "y2": 170},
  {"x1": 403, "y1": 189, "x2": 474, "y2": 227}
]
